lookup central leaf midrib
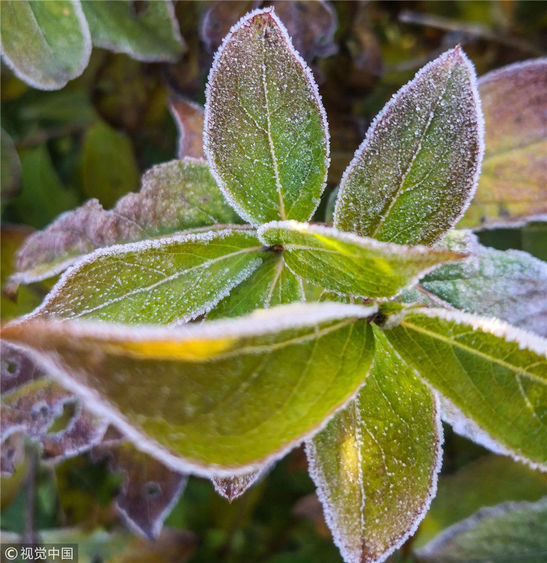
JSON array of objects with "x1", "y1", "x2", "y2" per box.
[
  {"x1": 261, "y1": 30, "x2": 286, "y2": 219},
  {"x1": 369, "y1": 66, "x2": 454, "y2": 238},
  {"x1": 63, "y1": 245, "x2": 264, "y2": 318}
]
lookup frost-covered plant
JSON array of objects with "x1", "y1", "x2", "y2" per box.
[{"x1": 2, "y1": 8, "x2": 546, "y2": 563}]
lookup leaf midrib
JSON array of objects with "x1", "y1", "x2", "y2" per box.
[
  {"x1": 369, "y1": 65, "x2": 454, "y2": 238},
  {"x1": 400, "y1": 318, "x2": 546, "y2": 386},
  {"x1": 50, "y1": 245, "x2": 264, "y2": 319}
]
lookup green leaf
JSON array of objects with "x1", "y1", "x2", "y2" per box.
[
  {"x1": 414, "y1": 454, "x2": 547, "y2": 548},
  {"x1": 258, "y1": 221, "x2": 464, "y2": 298},
  {"x1": 415, "y1": 498, "x2": 547, "y2": 562},
  {"x1": 6, "y1": 145, "x2": 78, "y2": 229},
  {"x1": 81, "y1": 0, "x2": 184, "y2": 62},
  {"x1": 204, "y1": 8, "x2": 329, "y2": 225},
  {"x1": 384, "y1": 308, "x2": 547, "y2": 470},
  {"x1": 208, "y1": 253, "x2": 304, "y2": 319},
  {"x1": 334, "y1": 47, "x2": 483, "y2": 245},
  {"x1": 81, "y1": 121, "x2": 140, "y2": 209},
  {"x1": 0, "y1": 0, "x2": 91, "y2": 90},
  {"x1": 461, "y1": 59, "x2": 547, "y2": 228},
  {"x1": 419, "y1": 230, "x2": 547, "y2": 336},
  {"x1": 2, "y1": 302, "x2": 377, "y2": 472},
  {"x1": 307, "y1": 327, "x2": 442, "y2": 563},
  {"x1": 28, "y1": 229, "x2": 265, "y2": 324},
  {"x1": 10, "y1": 158, "x2": 242, "y2": 287}
]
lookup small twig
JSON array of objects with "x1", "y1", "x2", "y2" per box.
[
  {"x1": 399, "y1": 10, "x2": 544, "y2": 56},
  {"x1": 22, "y1": 442, "x2": 40, "y2": 545}
]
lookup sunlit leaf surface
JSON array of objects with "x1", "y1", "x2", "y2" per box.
[
  {"x1": 307, "y1": 328, "x2": 441, "y2": 563},
  {"x1": 385, "y1": 307, "x2": 547, "y2": 470},
  {"x1": 204, "y1": 8, "x2": 329, "y2": 224},
  {"x1": 2, "y1": 303, "x2": 376, "y2": 473},
  {"x1": 259, "y1": 221, "x2": 464, "y2": 298},
  {"x1": 334, "y1": 47, "x2": 483, "y2": 245}
]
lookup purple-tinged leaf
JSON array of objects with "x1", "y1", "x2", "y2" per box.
[
  {"x1": 41, "y1": 407, "x2": 108, "y2": 463},
  {"x1": 1, "y1": 342, "x2": 44, "y2": 396},
  {"x1": 1, "y1": 379, "x2": 73, "y2": 441},
  {"x1": 8, "y1": 158, "x2": 242, "y2": 289},
  {"x1": 307, "y1": 327, "x2": 442, "y2": 563},
  {"x1": 204, "y1": 8, "x2": 330, "y2": 224},
  {"x1": 212, "y1": 463, "x2": 272, "y2": 502},
  {"x1": 461, "y1": 58, "x2": 547, "y2": 228},
  {"x1": 334, "y1": 47, "x2": 484, "y2": 245},
  {"x1": 92, "y1": 441, "x2": 187, "y2": 539},
  {"x1": 169, "y1": 97, "x2": 205, "y2": 159},
  {"x1": 269, "y1": 1, "x2": 338, "y2": 62}
]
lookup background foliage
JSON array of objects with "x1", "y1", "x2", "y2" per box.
[{"x1": 1, "y1": 1, "x2": 546, "y2": 561}]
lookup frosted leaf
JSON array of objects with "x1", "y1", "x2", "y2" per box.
[
  {"x1": 81, "y1": 0, "x2": 185, "y2": 62},
  {"x1": 9, "y1": 158, "x2": 243, "y2": 289},
  {"x1": 307, "y1": 328, "x2": 442, "y2": 563},
  {"x1": 27, "y1": 229, "x2": 264, "y2": 325},
  {"x1": 420, "y1": 230, "x2": 547, "y2": 336},
  {"x1": 1, "y1": 302, "x2": 377, "y2": 474},
  {"x1": 415, "y1": 499, "x2": 547, "y2": 562},
  {"x1": 461, "y1": 58, "x2": 547, "y2": 228},
  {"x1": 385, "y1": 307, "x2": 547, "y2": 470},
  {"x1": 169, "y1": 97, "x2": 205, "y2": 159},
  {"x1": 259, "y1": 221, "x2": 465, "y2": 299},
  {"x1": 212, "y1": 463, "x2": 271, "y2": 502},
  {"x1": 1, "y1": 341, "x2": 44, "y2": 396},
  {"x1": 207, "y1": 253, "x2": 304, "y2": 319},
  {"x1": 41, "y1": 407, "x2": 108, "y2": 463},
  {"x1": 204, "y1": 7, "x2": 329, "y2": 224},
  {"x1": 334, "y1": 47, "x2": 484, "y2": 245},
  {"x1": 0, "y1": 0, "x2": 91, "y2": 90},
  {"x1": 92, "y1": 440, "x2": 187, "y2": 539}
]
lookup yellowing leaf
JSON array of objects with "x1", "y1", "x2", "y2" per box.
[
  {"x1": 259, "y1": 221, "x2": 465, "y2": 298},
  {"x1": 1, "y1": 302, "x2": 377, "y2": 473},
  {"x1": 461, "y1": 58, "x2": 547, "y2": 228}
]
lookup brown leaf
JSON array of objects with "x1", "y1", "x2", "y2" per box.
[{"x1": 169, "y1": 96, "x2": 205, "y2": 159}]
